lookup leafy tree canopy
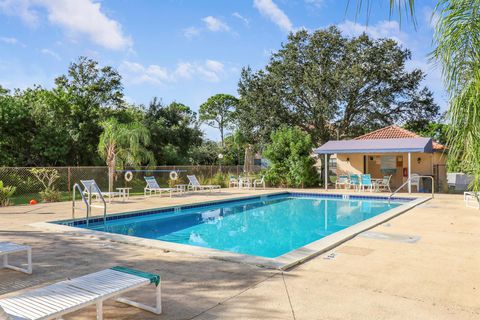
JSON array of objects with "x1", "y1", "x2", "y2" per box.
[
  {"x1": 143, "y1": 98, "x2": 203, "y2": 165},
  {"x1": 199, "y1": 93, "x2": 238, "y2": 146},
  {"x1": 263, "y1": 127, "x2": 319, "y2": 188},
  {"x1": 237, "y1": 27, "x2": 440, "y2": 146}
]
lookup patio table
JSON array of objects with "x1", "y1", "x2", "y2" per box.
[
  {"x1": 175, "y1": 184, "x2": 189, "y2": 195},
  {"x1": 238, "y1": 177, "x2": 252, "y2": 189},
  {"x1": 371, "y1": 179, "x2": 384, "y2": 192},
  {"x1": 116, "y1": 187, "x2": 132, "y2": 201}
]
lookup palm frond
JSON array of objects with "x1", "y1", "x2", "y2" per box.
[{"x1": 348, "y1": 0, "x2": 417, "y2": 27}]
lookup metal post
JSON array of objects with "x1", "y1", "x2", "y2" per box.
[
  {"x1": 324, "y1": 154, "x2": 328, "y2": 191},
  {"x1": 408, "y1": 152, "x2": 412, "y2": 194},
  {"x1": 67, "y1": 167, "x2": 71, "y2": 192}
]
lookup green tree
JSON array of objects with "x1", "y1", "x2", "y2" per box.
[
  {"x1": 263, "y1": 127, "x2": 319, "y2": 188},
  {"x1": 0, "y1": 86, "x2": 72, "y2": 166},
  {"x1": 144, "y1": 98, "x2": 203, "y2": 164},
  {"x1": 222, "y1": 130, "x2": 249, "y2": 165},
  {"x1": 98, "y1": 118, "x2": 155, "y2": 193},
  {"x1": 237, "y1": 27, "x2": 439, "y2": 146},
  {"x1": 55, "y1": 56, "x2": 125, "y2": 165},
  {"x1": 189, "y1": 140, "x2": 222, "y2": 165},
  {"x1": 199, "y1": 94, "x2": 238, "y2": 146},
  {"x1": 403, "y1": 120, "x2": 449, "y2": 145}
]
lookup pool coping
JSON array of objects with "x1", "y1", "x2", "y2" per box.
[{"x1": 30, "y1": 191, "x2": 431, "y2": 270}]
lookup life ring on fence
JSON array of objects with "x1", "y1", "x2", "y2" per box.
[
  {"x1": 169, "y1": 170, "x2": 178, "y2": 181},
  {"x1": 124, "y1": 171, "x2": 133, "y2": 182}
]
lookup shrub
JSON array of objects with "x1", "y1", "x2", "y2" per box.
[
  {"x1": 39, "y1": 188, "x2": 61, "y2": 202},
  {"x1": 263, "y1": 127, "x2": 319, "y2": 188},
  {"x1": 210, "y1": 172, "x2": 229, "y2": 188},
  {"x1": 29, "y1": 168, "x2": 61, "y2": 202},
  {"x1": 0, "y1": 181, "x2": 16, "y2": 206}
]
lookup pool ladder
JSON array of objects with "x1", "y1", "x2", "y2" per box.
[
  {"x1": 72, "y1": 183, "x2": 107, "y2": 226},
  {"x1": 388, "y1": 175, "x2": 434, "y2": 204}
]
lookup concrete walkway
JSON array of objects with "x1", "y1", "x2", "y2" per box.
[{"x1": 0, "y1": 189, "x2": 478, "y2": 319}]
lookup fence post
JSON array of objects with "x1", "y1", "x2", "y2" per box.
[{"x1": 67, "y1": 167, "x2": 71, "y2": 192}]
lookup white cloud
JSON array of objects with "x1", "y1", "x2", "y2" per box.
[
  {"x1": 337, "y1": 20, "x2": 408, "y2": 45},
  {"x1": 422, "y1": 6, "x2": 440, "y2": 30},
  {"x1": 304, "y1": 0, "x2": 324, "y2": 8},
  {"x1": 202, "y1": 16, "x2": 230, "y2": 32},
  {"x1": 121, "y1": 59, "x2": 225, "y2": 85},
  {"x1": 197, "y1": 60, "x2": 224, "y2": 82},
  {"x1": 40, "y1": 48, "x2": 60, "y2": 60},
  {"x1": 0, "y1": 0, "x2": 132, "y2": 51},
  {"x1": 253, "y1": 0, "x2": 293, "y2": 32},
  {"x1": 120, "y1": 61, "x2": 169, "y2": 85},
  {"x1": 183, "y1": 26, "x2": 200, "y2": 39},
  {"x1": 174, "y1": 62, "x2": 195, "y2": 79},
  {"x1": 0, "y1": 0, "x2": 38, "y2": 25},
  {"x1": 233, "y1": 12, "x2": 249, "y2": 26},
  {"x1": 0, "y1": 36, "x2": 18, "y2": 44}
]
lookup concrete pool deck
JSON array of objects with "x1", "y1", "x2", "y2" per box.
[{"x1": 0, "y1": 188, "x2": 479, "y2": 319}]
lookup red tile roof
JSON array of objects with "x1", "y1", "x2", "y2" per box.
[{"x1": 354, "y1": 125, "x2": 445, "y2": 150}]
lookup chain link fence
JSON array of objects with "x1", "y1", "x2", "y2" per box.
[{"x1": 0, "y1": 165, "x2": 262, "y2": 206}]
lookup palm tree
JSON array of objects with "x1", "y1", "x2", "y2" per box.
[
  {"x1": 431, "y1": 0, "x2": 480, "y2": 190},
  {"x1": 98, "y1": 118, "x2": 155, "y2": 193}
]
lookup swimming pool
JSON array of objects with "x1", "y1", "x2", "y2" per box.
[{"x1": 55, "y1": 193, "x2": 416, "y2": 262}]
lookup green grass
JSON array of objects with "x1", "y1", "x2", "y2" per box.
[{"x1": 9, "y1": 192, "x2": 79, "y2": 206}]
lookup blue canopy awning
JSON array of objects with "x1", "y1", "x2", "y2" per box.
[{"x1": 314, "y1": 138, "x2": 434, "y2": 154}]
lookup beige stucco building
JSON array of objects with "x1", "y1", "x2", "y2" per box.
[{"x1": 315, "y1": 126, "x2": 447, "y2": 192}]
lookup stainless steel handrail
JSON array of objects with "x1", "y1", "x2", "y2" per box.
[
  {"x1": 388, "y1": 175, "x2": 435, "y2": 203},
  {"x1": 87, "y1": 183, "x2": 107, "y2": 227},
  {"x1": 72, "y1": 183, "x2": 90, "y2": 222}
]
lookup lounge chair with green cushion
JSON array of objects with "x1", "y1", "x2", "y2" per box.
[{"x1": 0, "y1": 266, "x2": 161, "y2": 320}]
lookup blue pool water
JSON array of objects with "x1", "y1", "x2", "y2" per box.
[{"x1": 68, "y1": 194, "x2": 407, "y2": 258}]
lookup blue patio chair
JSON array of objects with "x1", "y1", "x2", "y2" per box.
[
  {"x1": 361, "y1": 174, "x2": 374, "y2": 192},
  {"x1": 349, "y1": 174, "x2": 360, "y2": 191}
]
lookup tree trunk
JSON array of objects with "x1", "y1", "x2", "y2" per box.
[
  {"x1": 220, "y1": 127, "x2": 224, "y2": 148},
  {"x1": 108, "y1": 156, "x2": 116, "y2": 195}
]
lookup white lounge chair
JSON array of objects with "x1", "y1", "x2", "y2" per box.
[
  {"x1": 144, "y1": 176, "x2": 176, "y2": 197},
  {"x1": 0, "y1": 266, "x2": 161, "y2": 320},
  {"x1": 187, "y1": 175, "x2": 221, "y2": 192},
  {"x1": 464, "y1": 191, "x2": 480, "y2": 209},
  {"x1": 253, "y1": 176, "x2": 265, "y2": 189},
  {"x1": 81, "y1": 179, "x2": 120, "y2": 202},
  {"x1": 0, "y1": 242, "x2": 32, "y2": 274}
]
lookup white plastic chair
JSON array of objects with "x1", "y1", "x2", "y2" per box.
[
  {"x1": 376, "y1": 175, "x2": 392, "y2": 192},
  {"x1": 335, "y1": 175, "x2": 349, "y2": 189},
  {"x1": 229, "y1": 176, "x2": 239, "y2": 188},
  {"x1": 253, "y1": 176, "x2": 265, "y2": 189},
  {"x1": 410, "y1": 174, "x2": 420, "y2": 192}
]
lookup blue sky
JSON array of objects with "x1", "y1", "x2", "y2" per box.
[{"x1": 0, "y1": 0, "x2": 445, "y2": 140}]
